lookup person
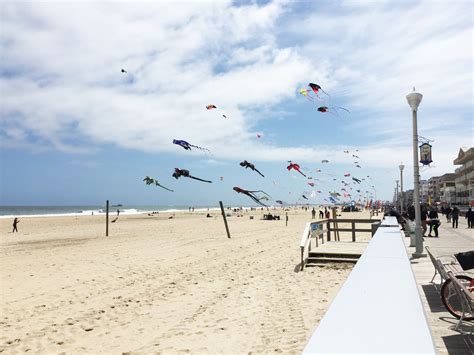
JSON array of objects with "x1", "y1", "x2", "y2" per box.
[
  {"x1": 325, "y1": 210, "x2": 330, "y2": 219},
  {"x1": 427, "y1": 208, "x2": 440, "y2": 237},
  {"x1": 420, "y1": 205, "x2": 428, "y2": 236},
  {"x1": 408, "y1": 205, "x2": 415, "y2": 221},
  {"x1": 451, "y1": 206, "x2": 459, "y2": 228},
  {"x1": 311, "y1": 207, "x2": 316, "y2": 219},
  {"x1": 117, "y1": 209, "x2": 120, "y2": 216},
  {"x1": 319, "y1": 210, "x2": 324, "y2": 219},
  {"x1": 465, "y1": 207, "x2": 474, "y2": 228},
  {"x1": 445, "y1": 206, "x2": 452, "y2": 222},
  {"x1": 12, "y1": 217, "x2": 19, "y2": 233}
]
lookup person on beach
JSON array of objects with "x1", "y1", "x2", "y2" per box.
[
  {"x1": 451, "y1": 206, "x2": 459, "y2": 228},
  {"x1": 12, "y1": 217, "x2": 20, "y2": 233},
  {"x1": 466, "y1": 207, "x2": 474, "y2": 228},
  {"x1": 311, "y1": 208, "x2": 316, "y2": 219},
  {"x1": 117, "y1": 209, "x2": 120, "y2": 217}
]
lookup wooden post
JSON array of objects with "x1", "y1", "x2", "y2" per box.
[
  {"x1": 332, "y1": 207, "x2": 340, "y2": 241},
  {"x1": 106, "y1": 200, "x2": 109, "y2": 237},
  {"x1": 327, "y1": 220, "x2": 331, "y2": 241},
  {"x1": 219, "y1": 201, "x2": 231, "y2": 239},
  {"x1": 285, "y1": 212, "x2": 288, "y2": 227},
  {"x1": 352, "y1": 221, "x2": 356, "y2": 242}
]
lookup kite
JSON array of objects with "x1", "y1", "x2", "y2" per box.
[
  {"x1": 299, "y1": 88, "x2": 313, "y2": 101},
  {"x1": 121, "y1": 69, "x2": 127, "y2": 73},
  {"x1": 356, "y1": 189, "x2": 361, "y2": 193},
  {"x1": 317, "y1": 190, "x2": 322, "y2": 193},
  {"x1": 220, "y1": 176, "x2": 224, "y2": 181},
  {"x1": 240, "y1": 160, "x2": 264, "y2": 177},
  {"x1": 344, "y1": 173, "x2": 351, "y2": 177},
  {"x1": 302, "y1": 195, "x2": 309, "y2": 200},
  {"x1": 356, "y1": 165, "x2": 361, "y2": 168},
  {"x1": 317, "y1": 106, "x2": 350, "y2": 115},
  {"x1": 344, "y1": 150, "x2": 350, "y2": 154},
  {"x1": 352, "y1": 154, "x2": 360, "y2": 159},
  {"x1": 287, "y1": 161, "x2": 306, "y2": 177},
  {"x1": 256, "y1": 132, "x2": 263, "y2": 139},
  {"x1": 206, "y1": 104, "x2": 227, "y2": 118},
  {"x1": 172, "y1": 168, "x2": 212, "y2": 183},
  {"x1": 276, "y1": 200, "x2": 284, "y2": 205},
  {"x1": 352, "y1": 177, "x2": 362, "y2": 184},
  {"x1": 329, "y1": 196, "x2": 337, "y2": 204},
  {"x1": 308, "y1": 182, "x2": 315, "y2": 187},
  {"x1": 233, "y1": 187, "x2": 271, "y2": 207},
  {"x1": 316, "y1": 169, "x2": 322, "y2": 172},
  {"x1": 143, "y1": 176, "x2": 174, "y2": 192},
  {"x1": 321, "y1": 160, "x2": 329, "y2": 163},
  {"x1": 308, "y1": 83, "x2": 330, "y2": 97},
  {"x1": 173, "y1": 139, "x2": 210, "y2": 153}
]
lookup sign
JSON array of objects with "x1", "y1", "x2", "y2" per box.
[{"x1": 419, "y1": 143, "x2": 432, "y2": 165}]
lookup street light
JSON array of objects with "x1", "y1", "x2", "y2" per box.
[
  {"x1": 406, "y1": 88, "x2": 425, "y2": 258},
  {"x1": 399, "y1": 163, "x2": 405, "y2": 214},
  {"x1": 396, "y1": 180, "x2": 399, "y2": 206}
]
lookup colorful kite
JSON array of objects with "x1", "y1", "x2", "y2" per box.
[
  {"x1": 287, "y1": 161, "x2": 306, "y2": 177},
  {"x1": 308, "y1": 182, "x2": 315, "y2": 187},
  {"x1": 143, "y1": 176, "x2": 173, "y2": 192},
  {"x1": 240, "y1": 160, "x2": 264, "y2": 177},
  {"x1": 344, "y1": 173, "x2": 351, "y2": 177},
  {"x1": 233, "y1": 187, "x2": 271, "y2": 207},
  {"x1": 173, "y1": 139, "x2": 210, "y2": 153},
  {"x1": 308, "y1": 83, "x2": 330, "y2": 97},
  {"x1": 172, "y1": 168, "x2": 212, "y2": 183},
  {"x1": 299, "y1": 88, "x2": 313, "y2": 101},
  {"x1": 206, "y1": 104, "x2": 227, "y2": 118},
  {"x1": 317, "y1": 106, "x2": 350, "y2": 115}
]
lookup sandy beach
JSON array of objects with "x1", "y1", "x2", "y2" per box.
[{"x1": 0, "y1": 208, "x2": 371, "y2": 353}]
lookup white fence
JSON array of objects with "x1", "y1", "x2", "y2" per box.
[{"x1": 303, "y1": 216, "x2": 436, "y2": 354}]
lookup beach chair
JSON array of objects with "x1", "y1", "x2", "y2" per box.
[{"x1": 447, "y1": 272, "x2": 474, "y2": 331}]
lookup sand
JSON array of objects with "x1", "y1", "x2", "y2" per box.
[{"x1": 0, "y1": 208, "x2": 370, "y2": 353}]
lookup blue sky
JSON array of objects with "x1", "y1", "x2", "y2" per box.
[{"x1": 1, "y1": 0, "x2": 472, "y2": 206}]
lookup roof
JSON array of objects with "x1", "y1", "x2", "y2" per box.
[{"x1": 453, "y1": 147, "x2": 474, "y2": 165}]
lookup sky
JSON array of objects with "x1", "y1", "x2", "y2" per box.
[{"x1": 0, "y1": 0, "x2": 473, "y2": 207}]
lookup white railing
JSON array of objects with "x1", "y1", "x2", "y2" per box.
[
  {"x1": 302, "y1": 216, "x2": 436, "y2": 354},
  {"x1": 299, "y1": 221, "x2": 326, "y2": 270}
]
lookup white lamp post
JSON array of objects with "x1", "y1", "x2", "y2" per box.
[
  {"x1": 399, "y1": 163, "x2": 405, "y2": 214},
  {"x1": 396, "y1": 180, "x2": 399, "y2": 206},
  {"x1": 406, "y1": 88, "x2": 425, "y2": 257}
]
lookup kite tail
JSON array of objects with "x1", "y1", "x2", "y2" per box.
[
  {"x1": 189, "y1": 175, "x2": 212, "y2": 183},
  {"x1": 298, "y1": 170, "x2": 307, "y2": 177},
  {"x1": 189, "y1": 144, "x2": 211, "y2": 153},
  {"x1": 158, "y1": 184, "x2": 174, "y2": 192},
  {"x1": 320, "y1": 88, "x2": 331, "y2": 97},
  {"x1": 250, "y1": 194, "x2": 267, "y2": 207},
  {"x1": 255, "y1": 169, "x2": 265, "y2": 178}
]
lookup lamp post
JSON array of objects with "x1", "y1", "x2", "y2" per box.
[
  {"x1": 399, "y1": 163, "x2": 405, "y2": 214},
  {"x1": 406, "y1": 88, "x2": 425, "y2": 257},
  {"x1": 396, "y1": 180, "x2": 399, "y2": 206}
]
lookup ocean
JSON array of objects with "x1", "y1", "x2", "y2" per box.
[{"x1": 0, "y1": 205, "x2": 215, "y2": 218}]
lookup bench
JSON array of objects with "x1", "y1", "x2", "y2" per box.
[{"x1": 426, "y1": 246, "x2": 463, "y2": 286}]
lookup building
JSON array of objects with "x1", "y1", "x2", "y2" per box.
[
  {"x1": 419, "y1": 180, "x2": 429, "y2": 204},
  {"x1": 453, "y1": 147, "x2": 474, "y2": 206},
  {"x1": 438, "y1": 173, "x2": 456, "y2": 205},
  {"x1": 427, "y1": 176, "x2": 441, "y2": 203}
]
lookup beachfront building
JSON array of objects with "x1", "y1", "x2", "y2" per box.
[
  {"x1": 427, "y1": 176, "x2": 441, "y2": 203},
  {"x1": 420, "y1": 180, "x2": 429, "y2": 204},
  {"x1": 453, "y1": 147, "x2": 474, "y2": 206},
  {"x1": 438, "y1": 173, "x2": 456, "y2": 205}
]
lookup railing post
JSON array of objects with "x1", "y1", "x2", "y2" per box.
[
  {"x1": 327, "y1": 220, "x2": 331, "y2": 241},
  {"x1": 352, "y1": 222, "x2": 356, "y2": 242},
  {"x1": 300, "y1": 247, "x2": 305, "y2": 271}
]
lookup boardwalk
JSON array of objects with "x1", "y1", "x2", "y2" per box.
[{"x1": 405, "y1": 216, "x2": 474, "y2": 354}]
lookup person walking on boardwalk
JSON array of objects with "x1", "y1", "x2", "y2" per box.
[
  {"x1": 445, "y1": 206, "x2": 452, "y2": 222},
  {"x1": 451, "y1": 206, "x2": 459, "y2": 228},
  {"x1": 319, "y1": 209, "x2": 324, "y2": 219},
  {"x1": 311, "y1": 207, "x2": 316, "y2": 219},
  {"x1": 12, "y1": 217, "x2": 19, "y2": 233},
  {"x1": 427, "y1": 208, "x2": 440, "y2": 237},
  {"x1": 466, "y1": 207, "x2": 474, "y2": 228},
  {"x1": 420, "y1": 204, "x2": 428, "y2": 236}
]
